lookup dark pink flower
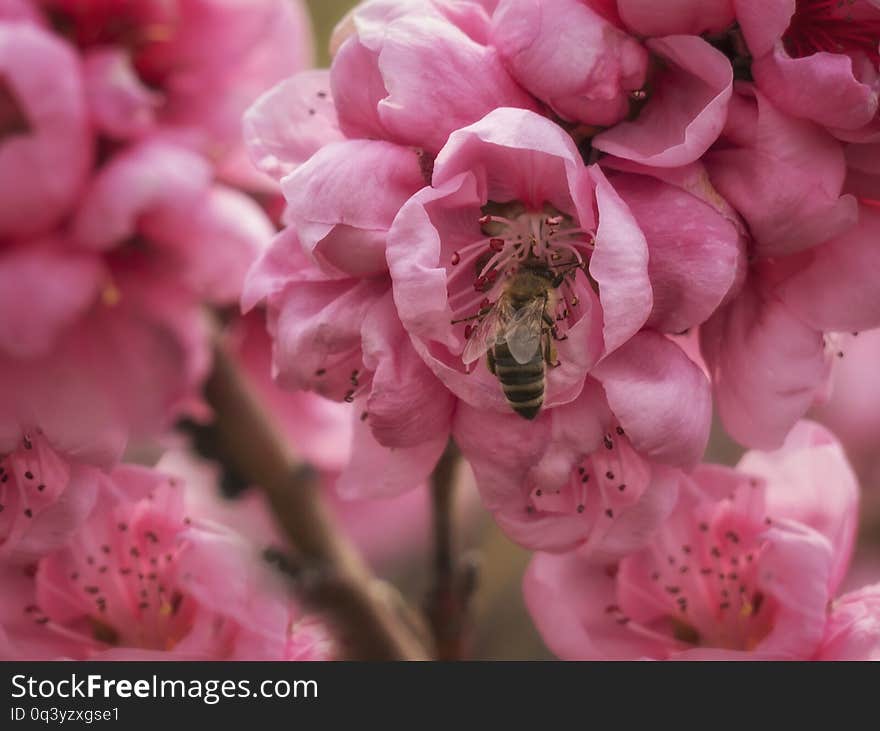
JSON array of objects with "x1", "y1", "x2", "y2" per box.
[{"x1": 525, "y1": 421, "x2": 863, "y2": 659}]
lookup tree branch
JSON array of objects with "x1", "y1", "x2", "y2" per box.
[
  {"x1": 424, "y1": 442, "x2": 475, "y2": 660},
  {"x1": 203, "y1": 334, "x2": 430, "y2": 660}
]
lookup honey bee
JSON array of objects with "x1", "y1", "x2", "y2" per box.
[{"x1": 461, "y1": 258, "x2": 575, "y2": 420}]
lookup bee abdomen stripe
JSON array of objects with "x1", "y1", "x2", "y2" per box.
[
  {"x1": 495, "y1": 362, "x2": 543, "y2": 377},
  {"x1": 504, "y1": 385, "x2": 545, "y2": 404},
  {"x1": 510, "y1": 395, "x2": 544, "y2": 410}
]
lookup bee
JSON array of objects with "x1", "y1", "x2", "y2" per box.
[{"x1": 460, "y1": 257, "x2": 575, "y2": 420}]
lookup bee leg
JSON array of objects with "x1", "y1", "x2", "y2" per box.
[
  {"x1": 544, "y1": 335, "x2": 560, "y2": 368},
  {"x1": 551, "y1": 325, "x2": 568, "y2": 342},
  {"x1": 486, "y1": 349, "x2": 497, "y2": 376}
]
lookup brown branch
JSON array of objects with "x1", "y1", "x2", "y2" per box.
[
  {"x1": 203, "y1": 335, "x2": 430, "y2": 660},
  {"x1": 424, "y1": 442, "x2": 475, "y2": 660}
]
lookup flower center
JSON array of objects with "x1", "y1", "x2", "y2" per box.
[
  {"x1": 784, "y1": 0, "x2": 880, "y2": 66},
  {"x1": 448, "y1": 202, "x2": 594, "y2": 361}
]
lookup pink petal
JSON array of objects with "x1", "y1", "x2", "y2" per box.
[
  {"x1": 244, "y1": 70, "x2": 344, "y2": 181},
  {"x1": 0, "y1": 242, "x2": 103, "y2": 359},
  {"x1": 524, "y1": 551, "x2": 673, "y2": 660},
  {"x1": 336, "y1": 398, "x2": 447, "y2": 499},
  {"x1": 817, "y1": 583, "x2": 880, "y2": 660},
  {"x1": 361, "y1": 293, "x2": 455, "y2": 449},
  {"x1": 592, "y1": 35, "x2": 732, "y2": 167},
  {"x1": 82, "y1": 47, "x2": 159, "y2": 139},
  {"x1": 610, "y1": 171, "x2": 743, "y2": 333},
  {"x1": 490, "y1": 0, "x2": 648, "y2": 126},
  {"x1": 701, "y1": 282, "x2": 829, "y2": 449},
  {"x1": 617, "y1": 0, "x2": 735, "y2": 36},
  {"x1": 0, "y1": 22, "x2": 90, "y2": 237},
  {"x1": 738, "y1": 420, "x2": 859, "y2": 594},
  {"x1": 281, "y1": 139, "x2": 424, "y2": 277},
  {"x1": 594, "y1": 331, "x2": 711, "y2": 468},
  {"x1": 73, "y1": 141, "x2": 212, "y2": 251},
  {"x1": 775, "y1": 205, "x2": 880, "y2": 333},
  {"x1": 733, "y1": 0, "x2": 795, "y2": 57},
  {"x1": 589, "y1": 167, "x2": 652, "y2": 354},
  {"x1": 752, "y1": 46, "x2": 878, "y2": 132},
  {"x1": 705, "y1": 89, "x2": 858, "y2": 258}
]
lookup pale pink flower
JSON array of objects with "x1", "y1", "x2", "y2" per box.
[
  {"x1": 734, "y1": 0, "x2": 880, "y2": 140},
  {"x1": 0, "y1": 466, "x2": 334, "y2": 660},
  {"x1": 0, "y1": 20, "x2": 90, "y2": 237},
  {"x1": 387, "y1": 108, "x2": 727, "y2": 428},
  {"x1": 525, "y1": 421, "x2": 864, "y2": 659}
]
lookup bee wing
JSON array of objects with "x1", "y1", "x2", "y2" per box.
[
  {"x1": 504, "y1": 298, "x2": 546, "y2": 364},
  {"x1": 461, "y1": 301, "x2": 510, "y2": 365}
]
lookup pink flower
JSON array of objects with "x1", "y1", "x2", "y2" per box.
[
  {"x1": 490, "y1": 0, "x2": 649, "y2": 127},
  {"x1": 387, "y1": 108, "x2": 726, "y2": 429},
  {"x1": 329, "y1": 0, "x2": 537, "y2": 154},
  {"x1": 734, "y1": 0, "x2": 880, "y2": 139},
  {"x1": 0, "y1": 466, "x2": 334, "y2": 660},
  {"x1": 524, "y1": 421, "x2": 864, "y2": 659},
  {"x1": 0, "y1": 20, "x2": 90, "y2": 237}
]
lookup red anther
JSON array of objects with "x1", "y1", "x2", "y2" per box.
[
  {"x1": 474, "y1": 275, "x2": 487, "y2": 291},
  {"x1": 464, "y1": 324, "x2": 474, "y2": 339},
  {"x1": 478, "y1": 215, "x2": 492, "y2": 225},
  {"x1": 479, "y1": 298, "x2": 490, "y2": 310},
  {"x1": 489, "y1": 238, "x2": 505, "y2": 252},
  {"x1": 486, "y1": 268, "x2": 498, "y2": 282},
  {"x1": 451, "y1": 251, "x2": 461, "y2": 265}
]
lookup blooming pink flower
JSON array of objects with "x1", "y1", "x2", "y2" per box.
[
  {"x1": 700, "y1": 88, "x2": 880, "y2": 449},
  {"x1": 0, "y1": 20, "x2": 90, "y2": 237},
  {"x1": 387, "y1": 108, "x2": 728, "y2": 427},
  {"x1": 525, "y1": 421, "x2": 866, "y2": 659},
  {"x1": 734, "y1": 0, "x2": 880, "y2": 140},
  {"x1": 0, "y1": 466, "x2": 334, "y2": 660}
]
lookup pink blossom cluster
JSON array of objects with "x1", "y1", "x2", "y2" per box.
[
  {"x1": 242, "y1": 0, "x2": 880, "y2": 658},
  {"x1": 0, "y1": 0, "x2": 343, "y2": 660}
]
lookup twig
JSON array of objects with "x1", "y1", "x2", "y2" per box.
[
  {"x1": 424, "y1": 442, "x2": 474, "y2": 660},
  {"x1": 203, "y1": 334, "x2": 430, "y2": 661}
]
